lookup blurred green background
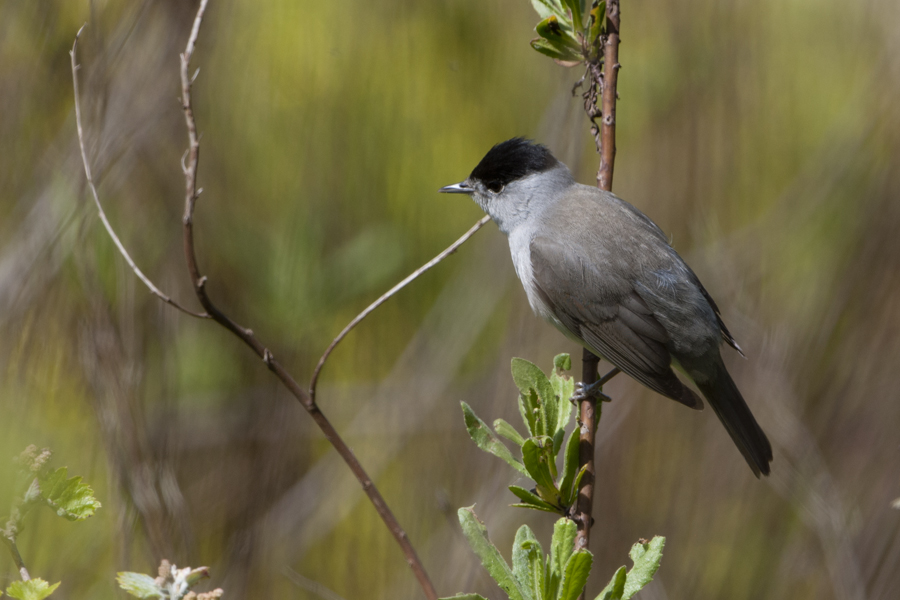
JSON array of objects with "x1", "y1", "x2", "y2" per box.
[{"x1": 1, "y1": 0, "x2": 899, "y2": 598}]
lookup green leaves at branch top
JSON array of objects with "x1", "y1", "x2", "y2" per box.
[
  {"x1": 116, "y1": 573, "x2": 162, "y2": 599},
  {"x1": 4, "y1": 580, "x2": 60, "y2": 600},
  {"x1": 462, "y1": 402, "x2": 528, "y2": 477},
  {"x1": 457, "y1": 507, "x2": 529, "y2": 600},
  {"x1": 38, "y1": 467, "x2": 101, "y2": 521},
  {"x1": 593, "y1": 536, "x2": 665, "y2": 600},
  {"x1": 529, "y1": 0, "x2": 608, "y2": 64}
]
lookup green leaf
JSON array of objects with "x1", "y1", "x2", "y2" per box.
[
  {"x1": 521, "y1": 439, "x2": 560, "y2": 504},
  {"x1": 512, "y1": 525, "x2": 544, "y2": 600},
  {"x1": 438, "y1": 595, "x2": 489, "y2": 600},
  {"x1": 511, "y1": 503, "x2": 561, "y2": 514},
  {"x1": 553, "y1": 353, "x2": 571, "y2": 372},
  {"x1": 494, "y1": 419, "x2": 526, "y2": 447},
  {"x1": 558, "y1": 550, "x2": 593, "y2": 600},
  {"x1": 551, "y1": 428, "x2": 566, "y2": 461},
  {"x1": 589, "y1": 1, "x2": 607, "y2": 44},
  {"x1": 594, "y1": 566, "x2": 626, "y2": 600},
  {"x1": 509, "y1": 486, "x2": 562, "y2": 513},
  {"x1": 535, "y1": 16, "x2": 582, "y2": 53},
  {"x1": 462, "y1": 403, "x2": 528, "y2": 477},
  {"x1": 518, "y1": 388, "x2": 539, "y2": 437},
  {"x1": 570, "y1": 465, "x2": 589, "y2": 506},
  {"x1": 39, "y1": 467, "x2": 101, "y2": 521},
  {"x1": 458, "y1": 507, "x2": 528, "y2": 600},
  {"x1": 622, "y1": 537, "x2": 665, "y2": 599},
  {"x1": 549, "y1": 366, "x2": 574, "y2": 438},
  {"x1": 558, "y1": 428, "x2": 581, "y2": 505},
  {"x1": 116, "y1": 573, "x2": 162, "y2": 599},
  {"x1": 512, "y1": 358, "x2": 555, "y2": 437},
  {"x1": 5, "y1": 580, "x2": 60, "y2": 600},
  {"x1": 530, "y1": 0, "x2": 567, "y2": 20},
  {"x1": 562, "y1": 0, "x2": 585, "y2": 32},
  {"x1": 545, "y1": 518, "x2": 577, "y2": 600}
]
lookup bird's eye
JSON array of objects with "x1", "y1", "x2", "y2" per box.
[{"x1": 486, "y1": 180, "x2": 504, "y2": 193}]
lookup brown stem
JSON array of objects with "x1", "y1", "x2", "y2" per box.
[
  {"x1": 574, "y1": 349, "x2": 600, "y2": 552},
  {"x1": 177, "y1": 2, "x2": 436, "y2": 598},
  {"x1": 597, "y1": 0, "x2": 620, "y2": 193},
  {"x1": 574, "y1": 0, "x2": 622, "y2": 559}
]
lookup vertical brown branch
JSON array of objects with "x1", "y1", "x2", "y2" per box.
[
  {"x1": 574, "y1": 0, "x2": 621, "y2": 556},
  {"x1": 574, "y1": 348, "x2": 599, "y2": 552},
  {"x1": 597, "y1": 0, "x2": 620, "y2": 193}
]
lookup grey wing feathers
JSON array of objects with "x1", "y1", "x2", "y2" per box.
[{"x1": 530, "y1": 235, "x2": 703, "y2": 410}]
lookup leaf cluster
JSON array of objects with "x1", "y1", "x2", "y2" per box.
[
  {"x1": 117, "y1": 560, "x2": 223, "y2": 600},
  {"x1": 2, "y1": 446, "x2": 101, "y2": 541},
  {"x1": 1, "y1": 447, "x2": 101, "y2": 599},
  {"x1": 462, "y1": 355, "x2": 586, "y2": 515},
  {"x1": 442, "y1": 508, "x2": 663, "y2": 600},
  {"x1": 529, "y1": 0, "x2": 608, "y2": 65}
]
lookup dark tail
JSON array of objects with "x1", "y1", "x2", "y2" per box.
[{"x1": 696, "y1": 361, "x2": 773, "y2": 477}]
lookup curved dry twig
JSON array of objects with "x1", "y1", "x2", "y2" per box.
[
  {"x1": 70, "y1": 26, "x2": 207, "y2": 320},
  {"x1": 310, "y1": 214, "x2": 491, "y2": 401},
  {"x1": 176, "y1": 2, "x2": 437, "y2": 598}
]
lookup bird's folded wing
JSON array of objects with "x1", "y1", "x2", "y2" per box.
[{"x1": 530, "y1": 235, "x2": 703, "y2": 409}]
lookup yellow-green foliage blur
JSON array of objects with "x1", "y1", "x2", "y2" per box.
[{"x1": 1, "y1": 0, "x2": 898, "y2": 599}]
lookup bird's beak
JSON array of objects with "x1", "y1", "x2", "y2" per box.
[{"x1": 438, "y1": 181, "x2": 473, "y2": 194}]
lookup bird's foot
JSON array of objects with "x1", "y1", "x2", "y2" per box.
[{"x1": 570, "y1": 380, "x2": 612, "y2": 404}]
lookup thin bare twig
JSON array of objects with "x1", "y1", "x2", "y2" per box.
[
  {"x1": 70, "y1": 27, "x2": 208, "y2": 320},
  {"x1": 574, "y1": 0, "x2": 621, "y2": 557},
  {"x1": 176, "y1": 2, "x2": 437, "y2": 598},
  {"x1": 310, "y1": 215, "x2": 491, "y2": 401}
]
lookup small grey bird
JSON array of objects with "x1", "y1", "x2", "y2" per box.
[{"x1": 440, "y1": 138, "x2": 772, "y2": 477}]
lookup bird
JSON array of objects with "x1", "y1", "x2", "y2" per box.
[{"x1": 439, "y1": 137, "x2": 772, "y2": 477}]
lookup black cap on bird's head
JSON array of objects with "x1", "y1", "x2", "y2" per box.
[{"x1": 439, "y1": 138, "x2": 559, "y2": 195}]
